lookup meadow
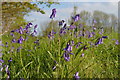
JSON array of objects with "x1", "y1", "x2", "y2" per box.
[{"x1": 0, "y1": 8, "x2": 119, "y2": 79}]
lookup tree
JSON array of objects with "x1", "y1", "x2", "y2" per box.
[{"x1": 2, "y1": 1, "x2": 58, "y2": 35}]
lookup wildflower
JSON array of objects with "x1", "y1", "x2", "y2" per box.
[
  {"x1": 64, "y1": 43, "x2": 72, "y2": 52},
  {"x1": 17, "y1": 36, "x2": 24, "y2": 44},
  {"x1": 6, "y1": 42, "x2": 8, "y2": 45},
  {"x1": 95, "y1": 38, "x2": 103, "y2": 45},
  {"x1": 71, "y1": 40, "x2": 74, "y2": 46},
  {"x1": 48, "y1": 30, "x2": 56, "y2": 39},
  {"x1": 59, "y1": 28, "x2": 66, "y2": 35},
  {"x1": 91, "y1": 32, "x2": 95, "y2": 35},
  {"x1": 15, "y1": 29, "x2": 19, "y2": 33},
  {"x1": 20, "y1": 36, "x2": 24, "y2": 41},
  {"x1": 34, "y1": 24, "x2": 37, "y2": 29},
  {"x1": 18, "y1": 39, "x2": 22, "y2": 44},
  {"x1": 5, "y1": 42, "x2": 8, "y2": 47},
  {"x1": 93, "y1": 27, "x2": 96, "y2": 30},
  {"x1": 72, "y1": 14, "x2": 80, "y2": 22},
  {"x1": 59, "y1": 20, "x2": 65, "y2": 26},
  {"x1": 10, "y1": 33, "x2": 14, "y2": 37},
  {"x1": 0, "y1": 59, "x2": 4, "y2": 63},
  {"x1": 76, "y1": 42, "x2": 82, "y2": 48},
  {"x1": 69, "y1": 24, "x2": 76, "y2": 30},
  {"x1": 19, "y1": 27, "x2": 23, "y2": 34},
  {"x1": 8, "y1": 58, "x2": 12, "y2": 62},
  {"x1": 12, "y1": 38, "x2": 16, "y2": 43},
  {"x1": 93, "y1": 19, "x2": 97, "y2": 24},
  {"x1": 63, "y1": 52, "x2": 70, "y2": 61},
  {"x1": 24, "y1": 23, "x2": 32, "y2": 31},
  {"x1": 28, "y1": 22, "x2": 33, "y2": 27},
  {"x1": 50, "y1": 8, "x2": 56, "y2": 19},
  {"x1": 102, "y1": 36, "x2": 108, "y2": 38},
  {"x1": 92, "y1": 19, "x2": 97, "y2": 26},
  {"x1": 5, "y1": 65, "x2": 10, "y2": 80},
  {"x1": 88, "y1": 32, "x2": 93, "y2": 38},
  {"x1": 81, "y1": 53, "x2": 84, "y2": 57},
  {"x1": 115, "y1": 40, "x2": 119, "y2": 45},
  {"x1": 74, "y1": 72, "x2": 80, "y2": 80},
  {"x1": 34, "y1": 39, "x2": 39, "y2": 44},
  {"x1": 34, "y1": 29, "x2": 37, "y2": 34},
  {"x1": 11, "y1": 30, "x2": 15, "y2": 33}
]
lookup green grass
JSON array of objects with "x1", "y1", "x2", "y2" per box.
[{"x1": 1, "y1": 26, "x2": 119, "y2": 79}]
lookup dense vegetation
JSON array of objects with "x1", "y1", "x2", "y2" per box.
[{"x1": 0, "y1": 2, "x2": 119, "y2": 79}]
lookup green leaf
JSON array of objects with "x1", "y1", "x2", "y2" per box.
[
  {"x1": 47, "y1": 51, "x2": 55, "y2": 61},
  {"x1": 75, "y1": 46, "x2": 84, "y2": 58},
  {"x1": 40, "y1": 10, "x2": 45, "y2": 14}
]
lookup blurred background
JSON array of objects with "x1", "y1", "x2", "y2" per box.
[{"x1": 1, "y1": 0, "x2": 118, "y2": 37}]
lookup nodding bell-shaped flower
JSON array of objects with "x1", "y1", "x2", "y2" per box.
[{"x1": 50, "y1": 8, "x2": 56, "y2": 19}]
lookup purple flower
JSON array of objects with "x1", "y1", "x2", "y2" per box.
[
  {"x1": 95, "y1": 38, "x2": 103, "y2": 45},
  {"x1": 74, "y1": 72, "x2": 80, "y2": 80},
  {"x1": 93, "y1": 19, "x2": 97, "y2": 24},
  {"x1": 71, "y1": 40, "x2": 74, "y2": 46},
  {"x1": 76, "y1": 42, "x2": 82, "y2": 48},
  {"x1": 10, "y1": 33, "x2": 14, "y2": 37},
  {"x1": 102, "y1": 36, "x2": 108, "y2": 38},
  {"x1": 88, "y1": 32, "x2": 93, "y2": 38},
  {"x1": 12, "y1": 39, "x2": 16, "y2": 43},
  {"x1": 69, "y1": 24, "x2": 76, "y2": 30},
  {"x1": 34, "y1": 40, "x2": 39, "y2": 45},
  {"x1": 26, "y1": 22, "x2": 33, "y2": 29},
  {"x1": 20, "y1": 36, "x2": 24, "y2": 41},
  {"x1": 15, "y1": 29, "x2": 19, "y2": 33},
  {"x1": 93, "y1": 27, "x2": 96, "y2": 30},
  {"x1": 8, "y1": 58, "x2": 12, "y2": 62},
  {"x1": 0, "y1": 59, "x2": 4, "y2": 63},
  {"x1": 18, "y1": 36, "x2": 24, "y2": 44},
  {"x1": 34, "y1": 24, "x2": 37, "y2": 29},
  {"x1": 59, "y1": 20, "x2": 65, "y2": 26},
  {"x1": 5, "y1": 65, "x2": 9, "y2": 73},
  {"x1": 34, "y1": 30, "x2": 37, "y2": 34},
  {"x1": 19, "y1": 27, "x2": 24, "y2": 34},
  {"x1": 28, "y1": 22, "x2": 33, "y2": 26},
  {"x1": 48, "y1": 30, "x2": 56, "y2": 39},
  {"x1": 52, "y1": 66, "x2": 56, "y2": 70},
  {"x1": 63, "y1": 52, "x2": 70, "y2": 61},
  {"x1": 115, "y1": 40, "x2": 119, "y2": 45},
  {"x1": 5, "y1": 65, "x2": 10, "y2": 80},
  {"x1": 11, "y1": 30, "x2": 15, "y2": 33},
  {"x1": 6, "y1": 42, "x2": 8, "y2": 45},
  {"x1": 72, "y1": 14, "x2": 80, "y2": 22},
  {"x1": 59, "y1": 28, "x2": 66, "y2": 35},
  {"x1": 5, "y1": 42, "x2": 8, "y2": 47},
  {"x1": 18, "y1": 39, "x2": 22, "y2": 44},
  {"x1": 91, "y1": 32, "x2": 95, "y2": 35},
  {"x1": 81, "y1": 53, "x2": 84, "y2": 57},
  {"x1": 50, "y1": 8, "x2": 56, "y2": 19},
  {"x1": 64, "y1": 44, "x2": 72, "y2": 52}
]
